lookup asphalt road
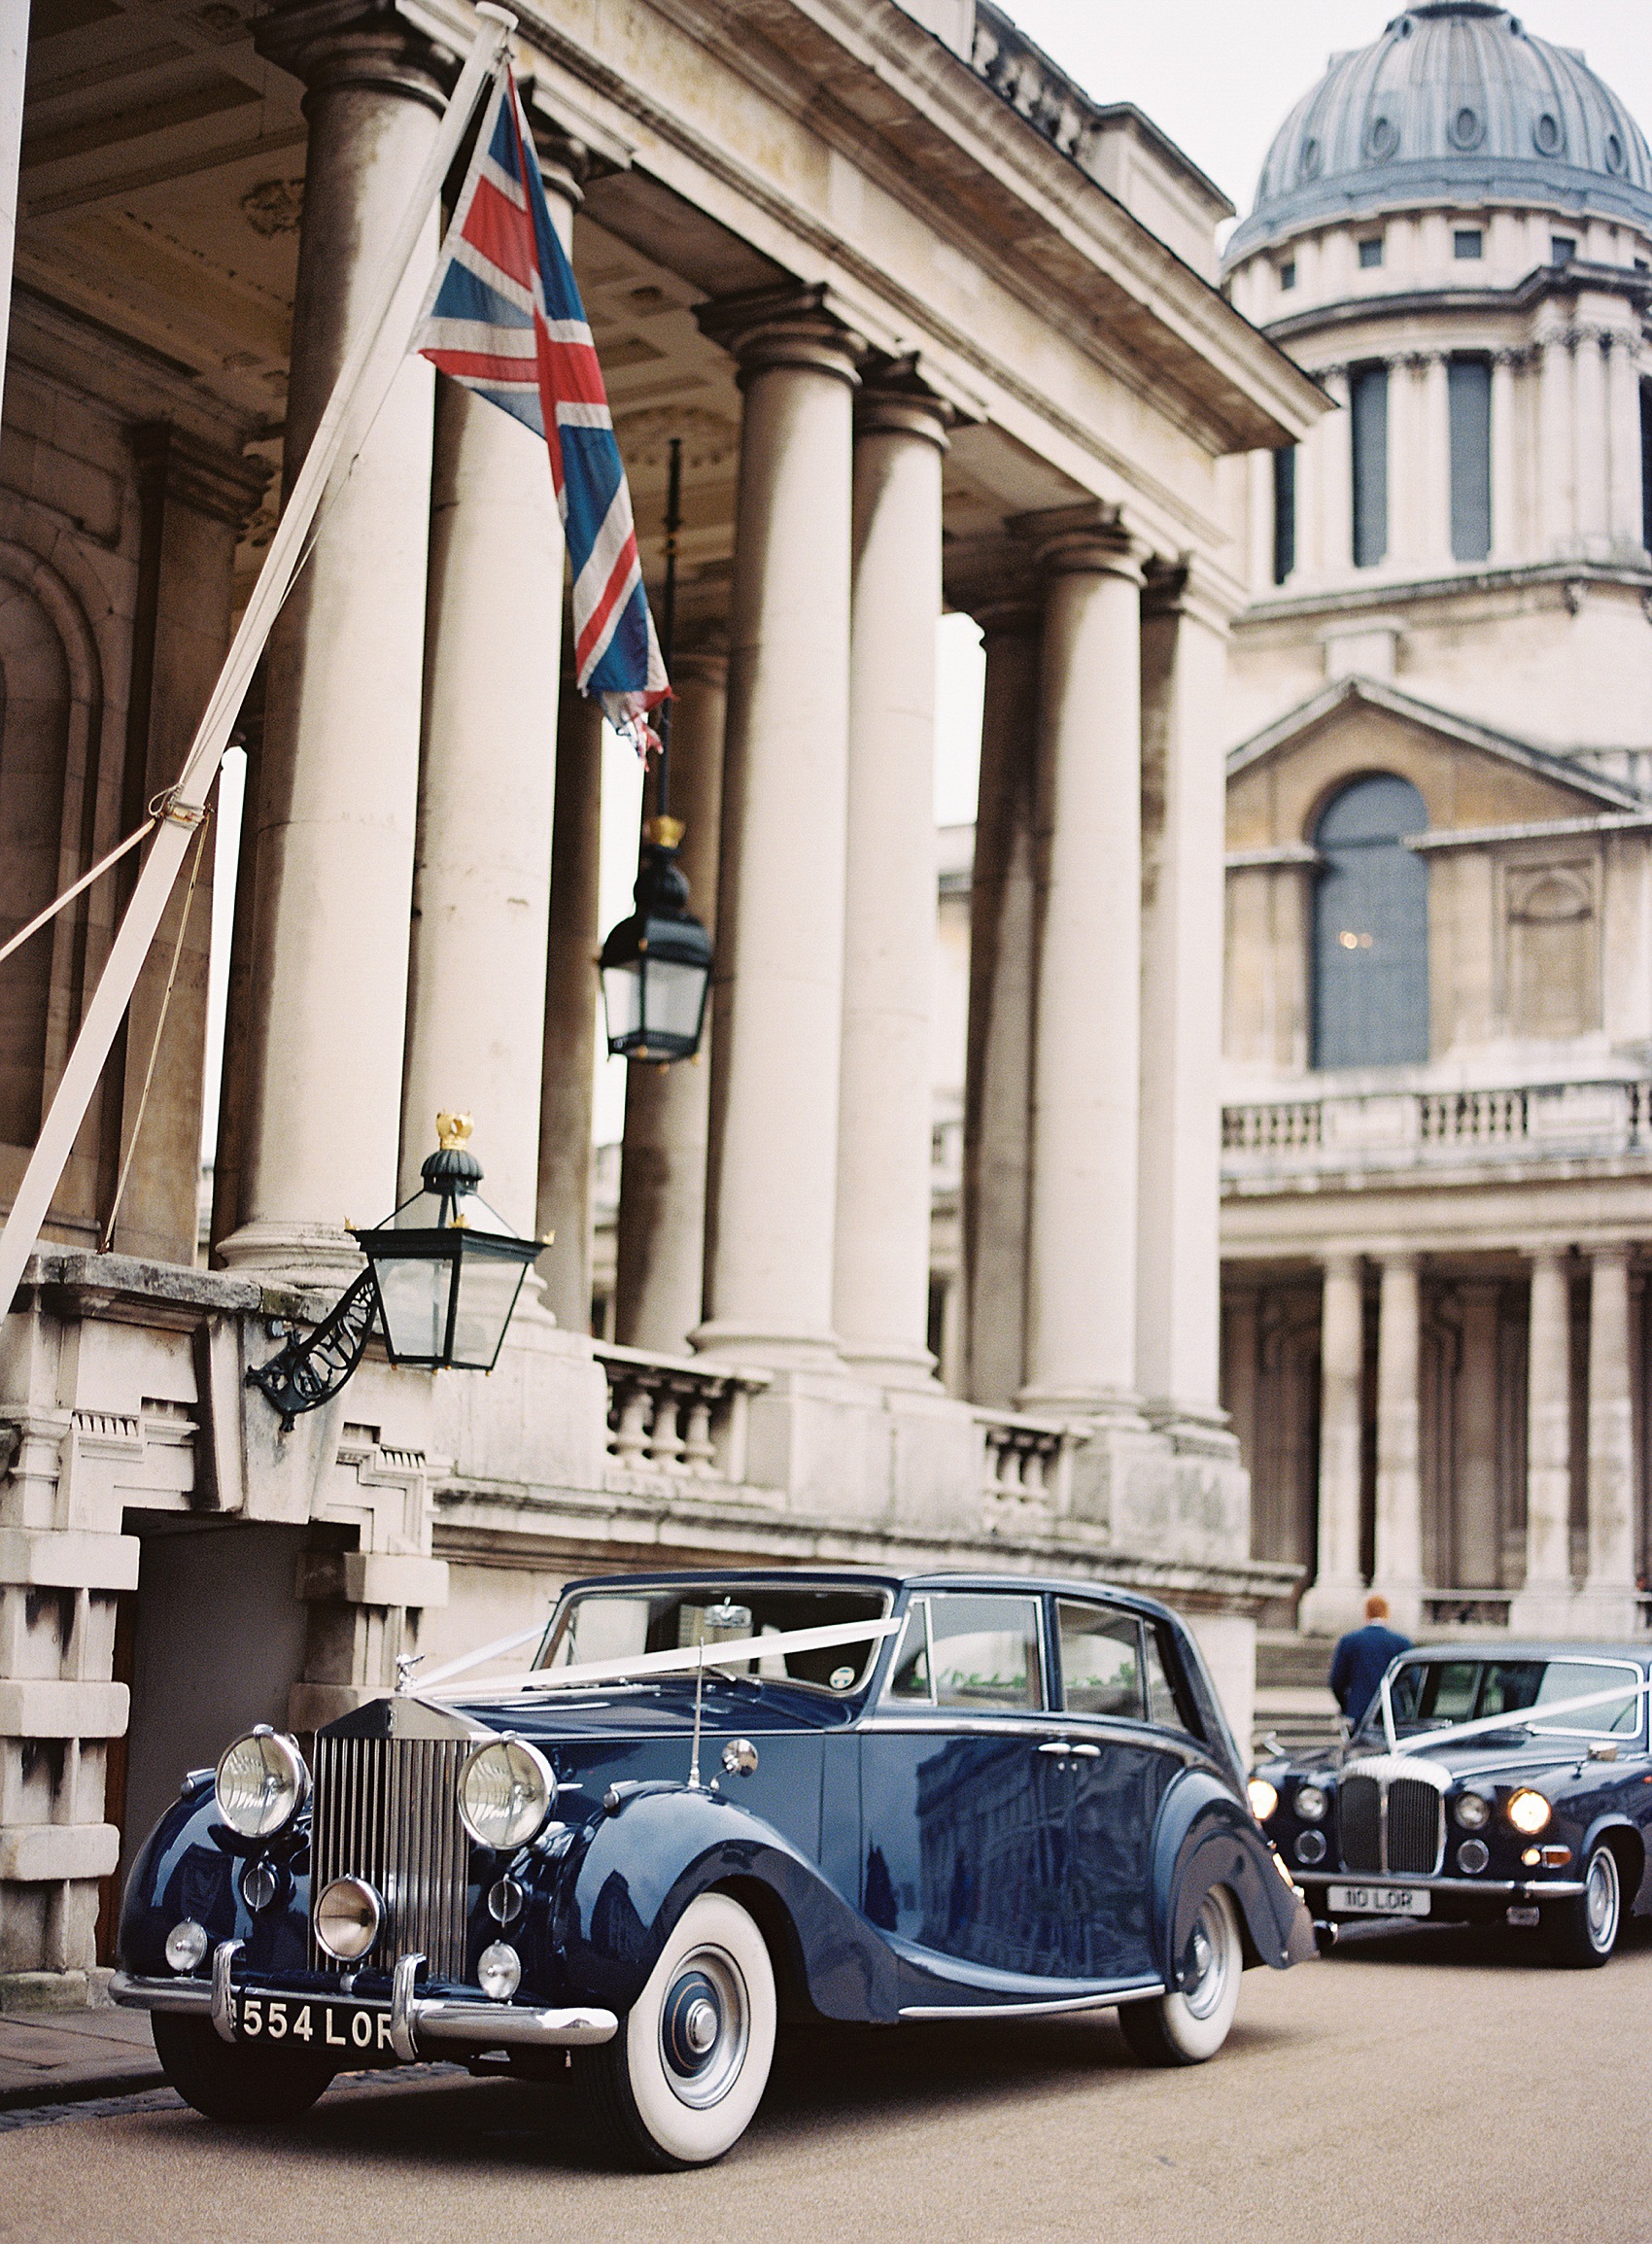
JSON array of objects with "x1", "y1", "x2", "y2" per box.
[{"x1": 6, "y1": 1920, "x2": 1652, "y2": 2244}]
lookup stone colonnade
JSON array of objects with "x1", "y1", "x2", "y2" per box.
[
  {"x1": 205, "y1": 9, "x2": 1240, "y2": 1486},
  {"x1": 1259, "y1": 310, "x2": 1645, "y2": 590},
  {"x1": 1296, "y1": 1243, "x2": 1642, "y2": 1637}
]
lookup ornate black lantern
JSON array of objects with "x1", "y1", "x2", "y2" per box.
[
  {"x1": 600, "y1": 815, "x2": 713, "y2": 1062},
  {"x1": 247, "y1": 1114, "x2": 538, "y2": 1431}
]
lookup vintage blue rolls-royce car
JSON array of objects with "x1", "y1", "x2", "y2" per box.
[
  {"x1": 115, "y1": 1570, "x2": 1313, "y2": 2166},
  {"x1": 1250, "y1": 1641, "x2": 1652, "y2": 1966}
]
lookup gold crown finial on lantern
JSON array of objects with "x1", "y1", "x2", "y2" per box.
[
  {"x1": 643, "y1": 814, "x2": 685, "y2": 849},
  {"x1": 435, "y1": 1110, "x2": 473, "y2": 1152}
]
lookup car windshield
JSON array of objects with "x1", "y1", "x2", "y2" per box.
[
  {"x1": 1359, "y1": 1656, "x2": 1643, "y2": 1742},
  {"x1": 533, "y1": 1583, "x2": 892, "y2": 1694}
]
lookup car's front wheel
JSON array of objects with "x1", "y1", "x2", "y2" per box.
[
  {"x1": 151, "y1": 2012, "x2": 335, "y2": 2122},
  {"x1": 577, "y1": 1890, "x2": 777, "y2": 2168},
  {"x1": 1544, "y1": 1841, "x2": 1622, "y2": 1969},
  {"x1": 1119, "y1": 1884, "x2": 1243, "y2": 2066}
]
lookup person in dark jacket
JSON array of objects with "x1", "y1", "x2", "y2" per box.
[{"x1": 1329, "y1": 1595, "x2": 1411, "y2": 1730}]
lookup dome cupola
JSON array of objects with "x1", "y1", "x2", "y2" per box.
[{"x1": 1226, "y1": 2, "x2": 1652, "y2": 264}]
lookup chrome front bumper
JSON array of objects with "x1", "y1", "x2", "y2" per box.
[
  {"x1": 1299, "y1": 1874, "x2": 1585, "y2": 1902},
  {"x1": 111, "y1": 1943, "x2": 617, "y2": 2059}
]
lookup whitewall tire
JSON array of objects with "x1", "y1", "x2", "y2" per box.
[
  {"x1": 580, "y1": 1890, "x2": 776, "y2": 2168},
  {"x1": 1119, "y1": 1884, "x2": 1243, "y2": 2067}
]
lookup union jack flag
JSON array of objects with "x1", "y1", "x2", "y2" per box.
[{"x1": 412, "y1": 71, "x2": 669, "y2": 749}]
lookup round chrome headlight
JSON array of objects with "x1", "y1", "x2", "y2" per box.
[
  {"x1": 1507, "y1": 1787, "x2": 1552, "y2": 1838},
  {"x1": 315, "y1": 1876, "x2": 383, "y2": 1962},
  {"x1": 458, "y1": 1736, "x2": 556, "y2": 1851},
  {"x1": 215, "y1": 1728, "x2": 309, "y2": 1839},
  {"x1": 1294, "y1": 1783, "x2": 1328, "y2": 1823},
  {"x1": 1454, "y1": 1791, "x2": 1491, "y2": 1832},
  {"x1": 1247, "y1": 1777, "x2": 1279, "y2": 1822}
]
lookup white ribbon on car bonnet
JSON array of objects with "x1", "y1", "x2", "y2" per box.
[{"x1": 419, "y1": 1615, "x2": 906, "y2": 1701}]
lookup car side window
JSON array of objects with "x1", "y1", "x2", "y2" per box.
[
  {"x1": 1056, "y1": 1602, "x2": 1145, "y2": 1720},
  {"x1": 1143, "y1": 1625, "x2": 1193, "y2": 1733},
  {"x1": 885, "y1": 1594, "x2": 1045, "y2": 1711}
]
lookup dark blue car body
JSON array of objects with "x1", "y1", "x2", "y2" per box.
[{"x1": 117, "y1": 1570, "x2": 1311, "y2": 2122}]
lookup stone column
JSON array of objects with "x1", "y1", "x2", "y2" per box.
[
  {"x1": 1300, "y1": 1253, "x2": 1366, "y2": 1636},
  {"x1": 224, "y1": 10, "x2": 444, "y2": 1279},
  {"x1": 1581, "y1": 1245, "x2": 1638, "y2": 1632},
  {"x1": 400, "y1": 142, "x2": 579, "y2": 1229},
  {"x1": 1318, "y1": 365, "x2": 1352, "y2": 578},
  {"x1": 693, "y1": 288, "x2": 861, "y2": 1368},
  {"x1": 614, "y1": 650, "x2": 727, "y2": 1354},
  {"x1": 1420, "y1": 353, "x2": 1453, "y2": 570},
  {"x1": 0, "y1": 0, "x2": 24, "y2": 432},
  {"x1": 1135, "y1": 563, "x2": 1233, "y2": 1445},
  {"x1": 1454, "y1": 1279, "x2": 1502, "y2": 1589},
  {"x1": 1604, "y1": 331, "x2": 1644, "y2": 556},
  {"x1": 1019, "y1": 508, "x2": 1145, "y2": 1418},
  {"x1": 1513, "y1": 1248, "x2": 1574, "y2": 1630},
  {"x1": 1572, "y1": 328, "x2": 1609, "y2": 553},
  {"x1": 1372, "y1": 1255, "x2": 1423, "y2": 1632},
  {"x1": 1489, "y1": 350, "x2": 1519, "y2": 563},
  {"x1": 833, "y1": 373, "x2": 948, "y2": 1386},
  {"x1": 960, "y1": 588, "x2": 1039, "y2": 1408},
  {"x1": 1536, "y1": 328, "x2": 1574, "y2": 559},
  {"x1": 114, "y1": 432, "x2": 267, "y2": 1266},
  {"x1": 535, "y1": 690, "x2": 603, "y2": 1334}
]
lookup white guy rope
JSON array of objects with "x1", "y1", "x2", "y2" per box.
[{"x1": 0, "y1": 816, "x2": 156, "y2": 969}]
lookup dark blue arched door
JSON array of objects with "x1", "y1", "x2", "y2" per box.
[{"x1": 1312, "y1": 775, "x2": 1428, "y2": 1069}]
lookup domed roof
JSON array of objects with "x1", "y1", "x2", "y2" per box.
[{"x1": 1225, "y1": 1, "x2": 1652, "y2": 263}]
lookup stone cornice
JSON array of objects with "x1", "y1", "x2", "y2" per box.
[
  {"x1": 1237, "y1": 555, "x2": 1652, "y2": 634},
  {"x1": 505, "y1": 0, "x2": 1325, "y2": 468},
  {"x1": 1257, "y1": 259, "x2": 1652, "y2": 351}
]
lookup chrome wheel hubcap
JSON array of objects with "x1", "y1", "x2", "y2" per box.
[
  {"x1": 1586, "y1": 1848, "x2": 1620, "y2": 1951},
  {"x1": 660, "y1": 1947, "x2": 749, "y2": 2108},
  {"x1": 1180, "y1": 1897, "x2": 1230, "y2": 2020}
]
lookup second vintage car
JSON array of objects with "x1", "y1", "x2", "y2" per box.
[
  {"x1": 113, "y1": 1569, "x2": 1312, "y2": 2166},
  {"x1": 1250, "y1": 1640, "x2": 1652, "y2": 1965}
]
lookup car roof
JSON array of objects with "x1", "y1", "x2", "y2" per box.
[
  {"x1": 556, "y1": 1567, "x2": 1185, "y2": 1626},
  {"x1": 1399, "y1": 1641, "x2": 1652, "y2": 1666}
]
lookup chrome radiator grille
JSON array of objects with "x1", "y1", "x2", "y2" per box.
[
  {"x1": 310, "y1": 1734, "x2": 470, "y2": 1979},
  {"x1": 1338, "y1": 1775, "x2": 1382, "y2": 1872},
  {"x1": 1336, "y1": 1765, "x2": 1444, "y2": 1878}
]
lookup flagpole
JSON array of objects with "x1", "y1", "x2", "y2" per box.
[{"x1": 0, "y1": 6, "x2": 518, "y2": 1322}]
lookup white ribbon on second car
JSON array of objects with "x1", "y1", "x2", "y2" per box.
[
  {"x1": 416, "y1": 1615, "x2": 907, "y2": 1702},
  {"x1": 1377, "y1": 1670, "x2": 1652, "y2": 1757}
]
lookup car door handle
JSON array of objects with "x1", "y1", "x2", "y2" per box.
[{"x1": 1037, "y1": 1740, "x2": 1100, "y2": 1757}]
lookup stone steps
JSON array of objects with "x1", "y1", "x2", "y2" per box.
[{"x1": 1253, "y1": 1632, "x2": 1342, "y2": 1758}]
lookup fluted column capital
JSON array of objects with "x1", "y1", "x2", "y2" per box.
[
  {"x1": 853, "y1": 355, "x2": 952, "y2": 449},
  {"x1": 1011, "y1": 500, "x2": 1145, "y2": 583},
  {"x1": 696, "y1": 284, "x2": 866, "y2": 389}
]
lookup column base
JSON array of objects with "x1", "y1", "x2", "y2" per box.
[
  {"x1": 838, "y1": 1336, "x2": 938, "y2": 1391},
  {"x1": 1141, "y1": 1397, "x2": 1241, "y2": 1462},
  {"x1": 690, "y1": 1320, "x2": 845, "y2": 1376},
  {"x1": 1507, "y1": 1583, "x2": 1582, "y2": 1637},
  {"x1": 1015, "y1": 1382, "x2": 1149, "y2": 1432},
  {"x1": 1298, "y1": 1578, "x2": 1368, "y2": 1638},
  {"x1": 216, "y1": 1220, "x2": 363, "y2": 1289},
  {"x1": 1572, "y1": 1584, "x2": 1642, "y2": 1638}
]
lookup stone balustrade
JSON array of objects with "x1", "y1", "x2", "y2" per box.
[
  {"x1": 1224, "y1": 1077, "x2": 1652, "y2": 1183},
  {"x1": 977, "y1": 1409, "x2": 1075, "y2": 1530},
  {"x1": 594, "y1": 1343, "x2": 773, "y2": 1490}
]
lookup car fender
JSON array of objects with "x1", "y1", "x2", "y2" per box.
[
  {"x1": 1152, "y1": 1768, "x2": 1314, "y2": 1978},
  {"x1": 1578, "y1": 1806, "x2": 1647, "y2": 1905},
  {"x1": 556, "y1": 1784, "x2": 901, "y2": 2022}
]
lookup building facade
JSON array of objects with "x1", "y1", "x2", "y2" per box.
[
  {"x1": 0, "y1": 0, "x2": 1319, "y2": 1997},
  {"x1": 1217, "y1": 2, "x2": 1652, "y2": 1642}
]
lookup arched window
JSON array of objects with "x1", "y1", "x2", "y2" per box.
[{"x1": 1312, "y1": 774, "x2": 1428, "y2": 1069}]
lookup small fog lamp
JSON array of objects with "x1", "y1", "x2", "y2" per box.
[
  {"x1": 1294, "y1": 1783, "x2": 1328, "y2": 1823},
  {"x1": 315, "y1": 1876, "x2": 383, "y2": 1962},
  {"x1": 215, "y1": 1727, "x2": 309, "y2": 1839},
  {"x1": 1507, "y1": 1787, "x2": 1552, "y2": 1838},
  {"x1": 1247, "y1": 1778, "x2": 1279, "y2": 1822},
  {"x1": 165, "y1": 1919, "x2": 209, "y2": 1974},
  {"x1": 458, "y1": 1736, "x2": 556, "y2": 1850},
  {"x1": 477, "y1": 1942, "x2": 522, "y2": 2002}
]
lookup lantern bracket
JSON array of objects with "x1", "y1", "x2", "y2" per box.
[{"x1": 246, "y1": 1268, "x2": 379, "y2": 1433}]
